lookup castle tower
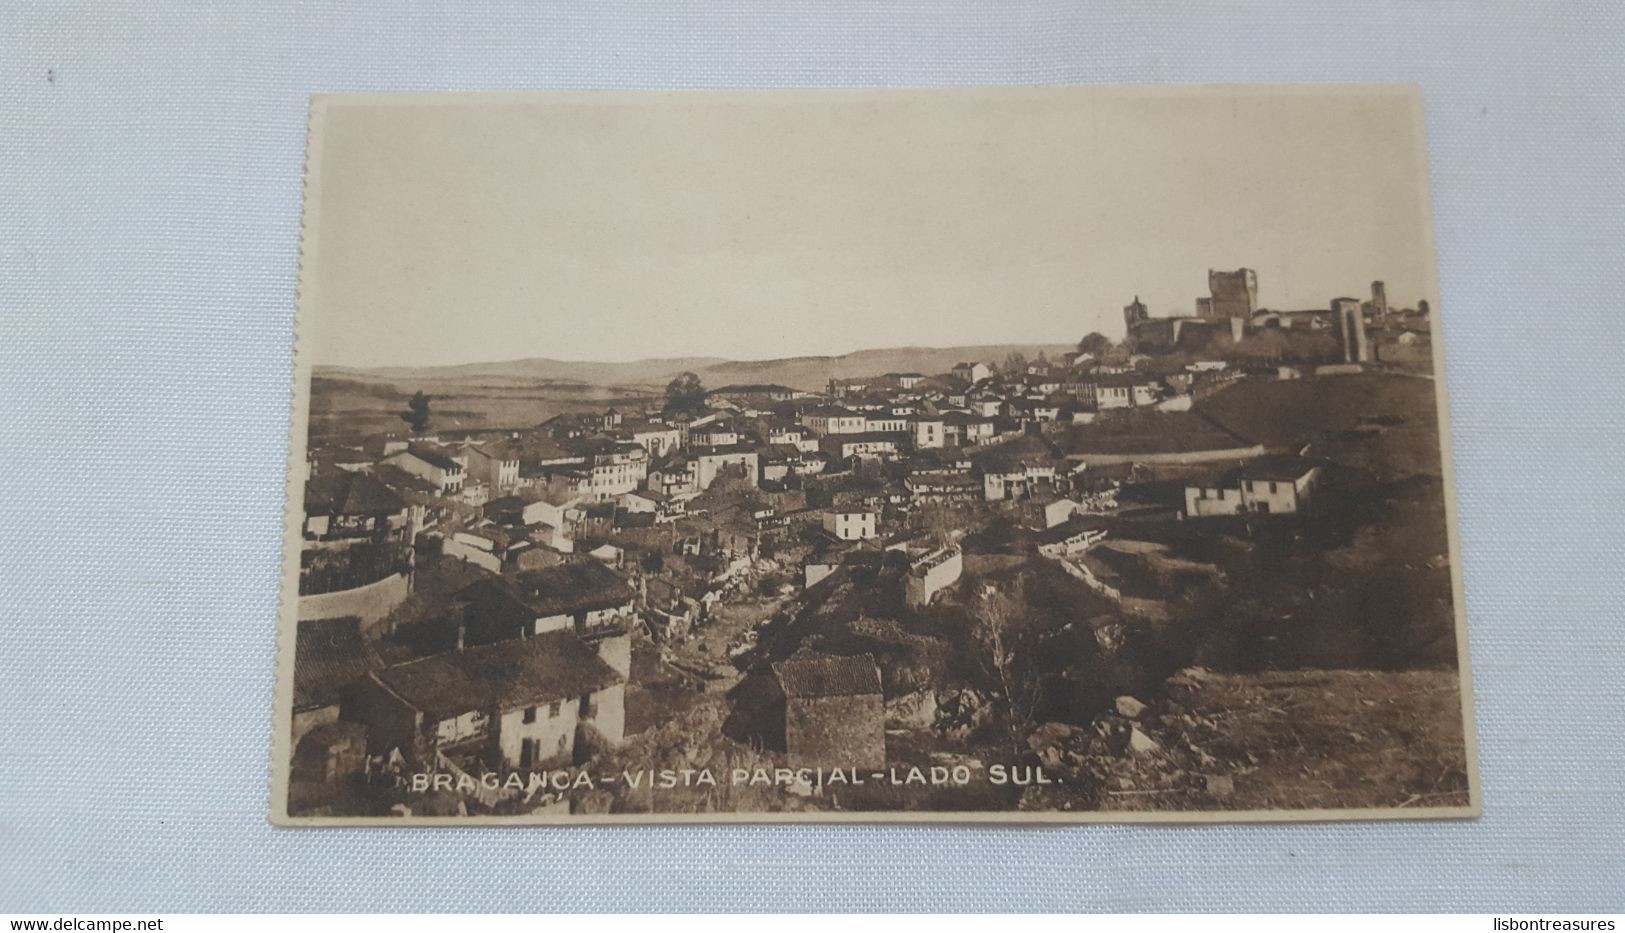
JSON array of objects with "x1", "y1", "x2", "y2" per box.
[
  {"x1": 1371, "y1": 280, "x2": 1388, "y2": 319},
  {"x1": 1332, "y1": 297, "x2": 1369, "y2": 362},
  {"x1": 1122, "y1": 295, "x2": 1149, "y2": 333},
  {"x1": 1207, "y1": 268, "x2": 1258, "y2": 320}
]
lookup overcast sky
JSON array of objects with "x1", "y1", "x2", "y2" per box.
[{"x1": 303, "y1": 86, "x2": 1438, "y2": 368}]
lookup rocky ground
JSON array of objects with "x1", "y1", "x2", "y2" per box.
[{"x1": 1022, "y1": 666, "x2": 1472, "y2": 813}]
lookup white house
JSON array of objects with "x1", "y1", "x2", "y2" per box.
[
  {"x1": 351, "y1": 632, "x2": 625, "y2": 772},
  {"x1": 1095, "y1": 374, "x2": 1160, "y2": 410},
  {"x1": 822, "y1": 510, "x2": 878, "y2": 541},
  {"x1": 952, "y1": 361, "x2": 992, "y2": 383},
  {"x1": 911, "y1": 416, "x2": 946, "y2": 449},
  {"x1": 622, "y1": 421, "x2": 682, "y2": 458},
  {"x1": 905, "y1": 545, "x2": 963, "y2": 607},
  {"x1": 382, "y1": 444, "x2": 466, "y2": 495},
  {"x1": 801, "y1": 407, "x2": 869, "y2": 436},
  {"x1": 693, "y1": 447, "x2": 760, "y2": 490},
  {"x1": 1184, "y1": 455, "x2": 1324, "y2": 517}
]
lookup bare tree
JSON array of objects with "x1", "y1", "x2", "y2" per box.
[{"x1": 974, "y1": 576, "x2": 1042, "y2": 753}]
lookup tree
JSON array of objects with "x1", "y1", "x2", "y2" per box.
[
  {"x1": 974, "y1": 575, "x2": 1043, "y2": 754},
  {"x1": 400, "y1": 391, "x2": 431, "y2": 434},
  {"x1": 1003, "y1": 351, "x2": 1028, "y2": 375},
  {"x1": 1076, "y1": 332, "x2": 1111, "y2": 358},
  {"x1": 664, "y1": 371, "x2": 706, "y2": 412}
]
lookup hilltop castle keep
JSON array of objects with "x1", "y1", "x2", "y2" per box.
[
  {"x1": 1124, "y1": 268, "x2": 1258, "y2": 350},
  {"x1": 1201, "y1": 268, "x2": 1258, "y2": 320},
  {"x1": 1123, "y1": 267, "x2": 1380, "y2": 362}
]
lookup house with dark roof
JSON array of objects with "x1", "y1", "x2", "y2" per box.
[
  {"x1": 307, "y1": 445, "x2": 373, "y2": 476},
  {"x1": 461, "y1": 441, "x2": 519, "y2": 491},
  {"x1": 800, "y1": 406, "x2": 869, "y2": 436},
  {"x1": 766, "y1": 423, "x2": 820, "y2": 453},
  {"x1": 442, "y1": 524, "x2": 524, "y2": 574},
  {"x1": 349, "y1": 632, "x2": 625, "y2": 771},
  {"x1": 451, "y1": 563, "x2": 636, "y2": 676},
  {"x1": 687, "y1": 420, "x2": 740, "y2": 448},
  {"x1": 904, "y1": 468, "x2": 980, "y2": 503},
  {"x1": 1017, "y1": 492, "x2": 1081, "y2": 531},
  {"x1": 972, "y1": 435, "x2": 1061, "y2": 501},
  {"x1": 818, "y1": 431, "x2": 905, "y2": 462},
  {"x1": 483, "y1": 484, "x2": 582, "y2": 532},
  {"x1": 302, "y1": 471, "x2": 409, "y2": 544},
  {"x1": 514, "y1": 433, "x2": 587, "y2": 473},
  {"x1": 1095, "y1": 372, "x2": 1162, "y2": 409},
  {"x1": 382, "y1": 443, "x2": 466, "y2": 495},
  {"x1": 951, "y1": 361, "x2": 992, "y2": 384},
  {"x1": 1184, "y1": 454, "x2": 1324, "y2": 517},
  {"x1": 772, "y1": 652, "x2": 885, "y2": 770},
  {"x1": 298, "y1": 470, "x2": 416, "y2": 626}
]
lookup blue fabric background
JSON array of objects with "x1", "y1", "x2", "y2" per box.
[{"x1": 2, "y1": 1, "x2": 1622, "y2": 913}]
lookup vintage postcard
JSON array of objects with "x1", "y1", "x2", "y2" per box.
[{"x1": 272, "y1": 85, "x2": 1478, "y2": 824}]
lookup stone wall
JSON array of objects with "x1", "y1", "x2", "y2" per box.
[
  {"x1": 296, "y1": 570, "x2": 410, "y2": 632},
  {"x1": 785, "y1": 693, "x2": 885, "y2": 770}
]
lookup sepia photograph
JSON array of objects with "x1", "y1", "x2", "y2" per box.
[{"x1": 272, "y1": 85, "x2": 1477, "y2": 823}]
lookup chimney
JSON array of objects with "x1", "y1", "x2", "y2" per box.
[{"x1": 454, "y1": 617, "x2": 466, "y2": 652}]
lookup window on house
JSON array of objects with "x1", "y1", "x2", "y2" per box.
[
  {"x1": 523, "y1": 706, "x2": 537, "y2": 723},
  {"x1": 1270, "y1": 481, "x2": 1279, "y2": 494},
  {"x1": 548, "y1": 700, "x2": 563, "y2": 718}
]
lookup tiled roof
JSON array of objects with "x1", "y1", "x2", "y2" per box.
[
  {"x1": 304, "y1": 470, "x2": 407, "y2": 517},
  {"x1": 466, "y1": 440, "x2": 518, "y2": 462},
  {"x1": 293, "y1": 617, "x2": 382, "y2": 711},
  {"x1": 773, "y1": 652, "x2": 882, "y2": 698},
  {"x1": 371, "y1": 632, "x2": 622, "y2": 720},
  {"x1": 1237, "y1": 454, "x2": 1324, "y2": 482},
  {"x1": 372, "y1": 463, "x2": 441, "y2": 495},
  {"x1": 514, "y1": 433, "x2": 579, "y2": 462},
  {"x1": 403, "y1": 443, "x2": 462, "y2": 472},
  {"x1": 476, "y1": 561, "x2": 635, "y2": 617}
]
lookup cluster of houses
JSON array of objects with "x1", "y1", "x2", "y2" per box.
[{"x1": 293, "y1": 307, "x2": 1387, "y2": 810}]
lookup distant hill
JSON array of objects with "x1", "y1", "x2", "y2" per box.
[
  {"x1": 316, "y1": 356, "x2": 730, "y2": 392},
  {"x1": 317, "y1": 343, "x2": 1075, "y2": 394}
]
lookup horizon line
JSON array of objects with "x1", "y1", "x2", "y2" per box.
[{"x1": 311, "y1": 338, "x2": 1086, "y2": 373}]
